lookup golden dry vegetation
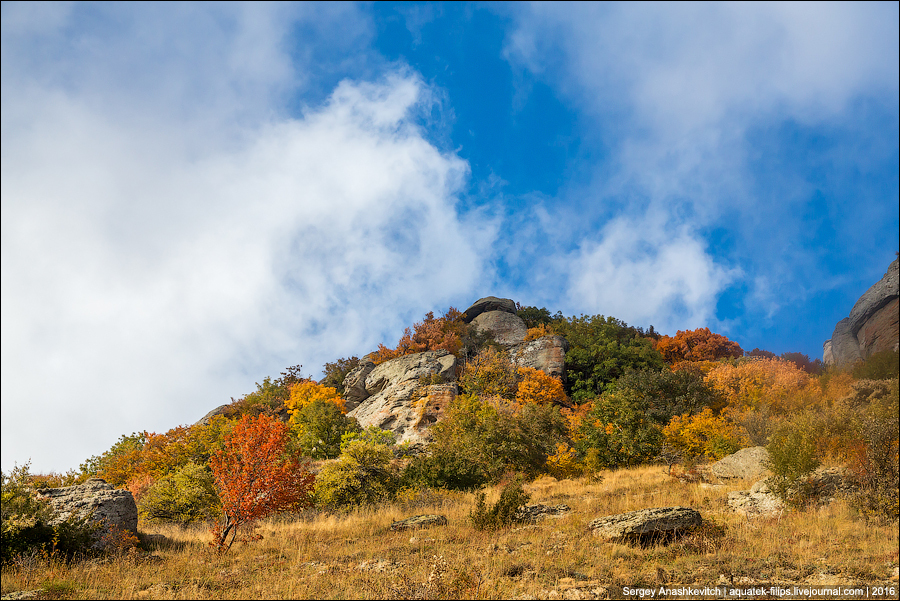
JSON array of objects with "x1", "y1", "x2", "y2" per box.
[{"x1": 2, "y1": 465, "x2": 898, "y2": 600}]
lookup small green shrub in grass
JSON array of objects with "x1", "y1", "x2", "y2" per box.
[{"x1": 469, "y1": 477, "x2": 530, "y2": 531}]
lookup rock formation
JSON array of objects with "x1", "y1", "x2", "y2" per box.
[
  {"x1": 824, "y1": 258, "x2": 899, "y2": 367},
  {"x1": 36, "y1": 479, "x2": 138, "y2": 549},
  {"x1": 461, "y1": 296, "x2": 518, "y2": 322},
  {"x1": 345, "y1": 350, "x2": 457, "y2": 444},
  {"x1": 509, "y1": 335, "x2": 569, "y2": 382},
  {"x1": 389, "y1": 514, "x2": 448, "y2": 531},
  {"x1": 703, "y1": 446, "x2": 771, "y2": 482},
  {"x1": 588, "y1": 507, "x2": 702, "y2": 542}
]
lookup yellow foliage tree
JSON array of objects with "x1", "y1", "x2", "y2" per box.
[
  {"x1": 524, "y1": 323, "x2": 556, "y2": 341},
  {"x1": 515, "y1": 367, "x2": 569, "y2": 407},
  {"x1": 285, "y1": 380, "x2": 346, "y2": 418},
  {"x1": 545, "y1": 442, "x2": 582, "y2": 479},
  {"x1": 662, "y1": 408, "x2": 747, "y2": 462},
  {"x1": 459, "y1": 348, "x2": 519, "y2": 400}
]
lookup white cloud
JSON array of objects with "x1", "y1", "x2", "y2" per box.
[{"x1": 1, "y1": 5, "x2": 489, "y2": 472}]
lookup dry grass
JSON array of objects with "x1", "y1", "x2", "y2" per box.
[{"x1": 2, "y1": 465, "x2": 897, "y2": 599}]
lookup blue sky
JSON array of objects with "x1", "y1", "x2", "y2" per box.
[{"x1": 2, "y1": 2, "x2": 898, "y2": 473}]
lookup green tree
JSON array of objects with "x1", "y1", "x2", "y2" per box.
[
  {"x1": 138, "y1": 462, "x2": 220, "y2": 524},
  {"x1": 614, "y1": 367, "x2": 724, "y2": 423},
  {"x1": 553, "y1": 314, "x2": 666, "y2": 403},
  {"x1": 292, "y1": 399, "x2": 360, "y2": 459},
  {"x1": 313, "y1": 441, "x2": 399, "y2": 510},
  {"x1": 575, "y1": 389, "x2": 664, "y2": 469},
  {"x1": 320, "y1": 357, "x2": 360, "y2": 394}
]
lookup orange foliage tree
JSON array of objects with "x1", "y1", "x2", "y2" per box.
[
  {"x1": 515, "y1": 367, "x2": 570, "y2": 407},
  {"x1": 209, "y1": 414, "x2": 314, "y2": 552},
  {"x1": 706, "y1": 357, "x2": 811, "y2": 413},
  {"x1": 370, "y1": 308, "x2": 466, "y2": 364},
  {"x1": 655, "y1": 327, "x2": 743, "y2": 364}
]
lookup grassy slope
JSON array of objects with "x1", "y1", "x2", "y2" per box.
[{"x1": 2, "y1": 465, "x2": 898, "y2": 600}]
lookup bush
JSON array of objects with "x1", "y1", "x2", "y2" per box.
[
  {"x1": 340, "y1": 425, "x2": 396, "y2": 452},
  {"x1": 1, "y1": 463, "x2": 97, "y2": 563},
  {"x1": 320, "y1": 356, "x2": 360, "y2": 394},
  {"x1": 766, "y1": 415, "x2": 821, "y2": 509},
  {"x1": 138, "y1": 462, "x2": 220, "y2": 524},
  {"x1": 615, "y1": 367, "x2": 725, "y2": 423},
  {"x1": 314, "y1": 442, "x2": 399, "y2": 510},
  {"x1": 852, "y1": 350, "x2": 900, "y2": 381},
  {"x1": 469, "y1": 477, "x2": 530, "y2": 531},
  {"x1": 458, "y1": 348, "x2": 519, "y2": 400}
]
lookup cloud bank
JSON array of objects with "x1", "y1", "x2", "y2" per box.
[{"x1": 1, "y1": 4, "x2": 489, "y2": 472}]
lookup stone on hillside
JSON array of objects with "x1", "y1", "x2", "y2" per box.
[
  {"x1": 706, "y1": 446, "x2": 771, "y2": 482},
  {"x1": 510, "y1": 335, "x2": 569, "y2": 382},
  {"x1": 827, "y1": 318, "x2": 862, "y2": 367},
  {"x1": 588, "y1": 507, "x2": 701, "y2": 542},
  {"x1": 390, "y1": 514, "x2": 448, "y2": 531},
  {"x1": 195, "y1": 404, "x2": 230, "y2": 426},
  {"x1": 848, "y1": 258, "x2": 899, "y2": 342},
  {"x1": 727, "y1": 480, "x2": 784, "y2": 518},
  {"x1": 471, "y1": 310, "x2": 528, "y2": 346},
  {"x1": 347, "y1": 351, "x2": 457, "y2": 444},
  {"x1": 342, "y1": 360, "x2": 375, "y2": 410},
  {"x1": 461, "y1": 296, "x2": 518, "y2": 323},
  {"x1": 36, "y1": 479, "x2": 138, "y2": 549},
  {"x1": 516, "y1": 503, "x2": 571, "y2": 522}
]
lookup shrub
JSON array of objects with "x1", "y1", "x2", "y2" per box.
[
  {"x1": 852, "y1": 350, "x2": 900, "y2": 381},
  {"x1": 469, "y1": 477, "x2": 530, "y2": 531},
  {"x1": 138, "y1": 462, "x2": 220, "y2": 525},
  {"x1": 706, "y1": 357, "x2": 811, "y2": 414},
  {"x1": 655, "y1": 328, "x2": 743, "y2": 364},
  {"x1": 615, "y1": 367, "x2": 725, "y2": 423},
  {"x1": 458, "y1": 348, "x2": 518, "y2": 400},
  {"x1": 340, "y1": 425, "x2": 396, "y2": 452},
  {"x1": 1, "y1": 463, "x2": 97, "y2": 563},
  {"x1": 766, "y1": 415, "x2": 821, "y2": 509},
  {"x1": 320, "y1": 356, "x2": 360, "y2": 394},
  {"x1": 313, "y1": 441, "x2": 399, "y2": 510},
  {"x1": 524, "y1": 323, "x2": 556, "y2": 341},
  {"x1": 370, "y1": 308, "x2": 468, "y2": 364}
]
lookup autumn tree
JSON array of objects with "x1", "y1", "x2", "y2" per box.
[
  {"x1": 515, "y1": 367, "x2": 570, "y2": 407},
  {"x1": 370, "y1": 308, "x2": 468, "y2": 364},
  {"x1": 655, "y1": 328, "x2": 743, "y2": 365},
  {"x1": 209, "y1": 415, "x2": 314, "y2": 552}
]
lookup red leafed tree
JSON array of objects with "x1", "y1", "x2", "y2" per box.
[{"x1": 209, "y1": 414, "x2": 313, "y2": 552}]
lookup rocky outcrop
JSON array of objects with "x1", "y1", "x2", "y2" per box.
[
  {"x1": 471, "y1": 310, "x2": 528, "y2": 346},
  {"x1": 346, "y1": 350, "x2": 457, "y2": 444},
  {"x1": 509, "y1": 335, "x2": 569, "y2": 382},
  {"x1": 462, "y1": 296, "x2": 518, "y2": 322},
  {"x1": 342, "y1": 360, "x2": 375, "y2": 411},
  {"x1": 825, "y1": 258, "x2": 899, "y2": 366},
  {"x1": 195, "y1": 404, "x2": 230, "y2": 426},
  {"x1": 389, "y1": 514, "x2": 448, "y2": 531},
  {"x1": 36, "y1": 479, "x2": 138, "y2": 549},
  {"x1": 588, "y1": 507, "x2": 701, "y2": 542},
  {"x1": 704, "y1": 446, "x2": 771, "y2": 482}
]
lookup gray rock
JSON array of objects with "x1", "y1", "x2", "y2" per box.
[
  {"x1": 471, "y1": 310, "x2": 528, "y2": 346},
  {"x1": 509, "y1": 335, "x2": 569, "y2": 382},
  {"x1": 825, "y1": 258, "x2": 899, "y2": 366},
  {"x1": 36, "y1": 479, "x2": 138, "y2": 549},
  {"x1": 827, "y1": 318, "x2": 862, "y2": 367},
  {"x1": 195, "y1": 404, "x2": 230, "y2": 426},
  {"x1": 727, "y1": 480, "x2": 784, "y2": 518},
  {"x1": 588, "y1": 507, "x2": 701, "y2": 541},
  {"x1": 342, "y1": 360, "x2": 375, "y2": 410},
  {"x1": 389, "y1": 514, "x2": 448, "y2": 531},
  {"x1": 347, "y1": 351, "x2": 457, "y2": 444},
  {"x1": 849, "y1": 258, "x2": 899, "y2": 340},
  {"x1": 515, "y1": 503, "x2": 571, "y2": 522},
  {"x1": 462, "y1": 296, "x2": 518, "y2": 323},
  {"x1": 706, "y1": 446, "x2": 771, "y2": 482}
]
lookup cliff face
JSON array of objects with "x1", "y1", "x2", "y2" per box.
[{"x1": 824, "y1": 258, "x2": 899, "y2": 367}]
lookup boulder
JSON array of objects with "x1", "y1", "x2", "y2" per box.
[
  {"x1": 509, "y1": 335, "x2": 569, "y2": 382},
  {"x1": 461, "y1": 296, "x2": 518, "y2": 323},
  {"x1": 588, "y1": 507, "x2": 701, "y2": 542},
  {"x1": 342, "y1": 360, "x2": 375, "y2": 410},
  {"x1": 727, "y1": 480, "x2": 784, "y2": 518},
  {"x1": 36, "y1": 479, "x2": 138, "y2": 549},
  {"x1": 471, "y1": 310, "x2": 528, "y2": 346},
  {"x1": 825, "y1": 258, "x2": 899, "y2": 366},
  {"x1": 389, "y1": 514, "x2": 448, "y2": 531},
  {"x1": 195, "y1": 404, "x2": 230, "y2": 426},
  {"x1": 705, "y1": 446, "x2": 771, "y2": 482},
  {"x1": 347, "y1": 351, "x2": 457, "y2": 444},
  {"x1": 515, "y1": 503, "x2": 571, "y2": 522}
]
